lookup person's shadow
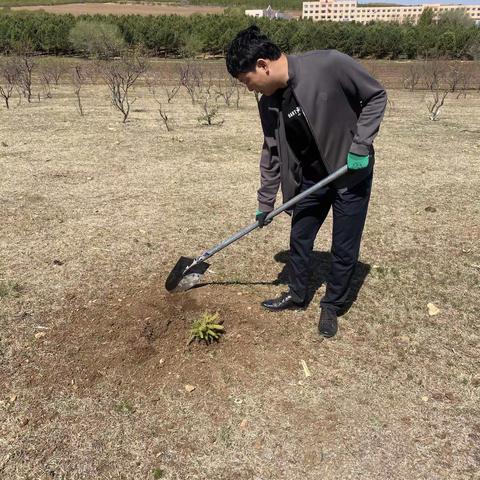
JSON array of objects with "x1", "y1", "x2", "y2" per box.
[
  {"x1": 271, "y1": 250, "x2": 371, "y2": 316},
  {"x1": 198, "y1": 249, "x2": 371, "y2": 316}
]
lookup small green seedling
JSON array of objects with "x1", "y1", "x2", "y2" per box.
[
  {"x1": 189, "y1": 312, "x2": 224, "y2": 345},
  {"x1": 114, "y1": 400, "x2": 135, "y2": 414},
  {"x1": 152, "y1": 468, "x2": 165, "y2": 479},
  {"x1": 0, "y1": 280, "x2": 22, "y2": 299}
]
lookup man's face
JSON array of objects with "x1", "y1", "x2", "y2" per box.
[{"x1": 237, "y1": 60, "x2": 278, "y2": 96}]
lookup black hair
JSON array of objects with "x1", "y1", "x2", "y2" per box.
[{"x1": 226, "y1": 25, "x2": 281, "y2": 78}]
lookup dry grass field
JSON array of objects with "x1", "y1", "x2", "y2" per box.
[
  {"x1": 11, "y1": 2, "x2": 225, "y2": 16},
  {"x1": 1, "y1": 59, "x2": 479, "y2": 479}
]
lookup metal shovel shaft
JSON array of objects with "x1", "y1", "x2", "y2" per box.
[{"x1": 188, "y1": 165, "x2": 348, "y2": 270}]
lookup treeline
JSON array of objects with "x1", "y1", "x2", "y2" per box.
[
  {"x1": 0, "y1": 0, "x2": 301, "y2": 9},
  {"x1": 0, "y1": 11, "x2": 479, "y2": 59}
]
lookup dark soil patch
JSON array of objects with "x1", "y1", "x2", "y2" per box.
[{"x1": 34, "y1": 278, "x2": 278, "y2": 396}]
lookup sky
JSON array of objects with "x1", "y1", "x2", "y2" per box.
[{"x1": 358, "y1": 0, "x2": 479, "y2": 4}]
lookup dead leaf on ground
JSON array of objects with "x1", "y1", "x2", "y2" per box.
[{"x1": 427, "y1": 303, "x2": 440, "y2": 316}]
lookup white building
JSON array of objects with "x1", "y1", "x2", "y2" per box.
[
  {"x1": 302, "y1": 0, "x2": 480, "y2": 24},
  {"x1": 245, "y1": 5, "x2": 291, "y2": 19}
]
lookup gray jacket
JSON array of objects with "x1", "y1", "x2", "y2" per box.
[{"x1": 257, "y1": 50, "x2": 387, "y2": 212}]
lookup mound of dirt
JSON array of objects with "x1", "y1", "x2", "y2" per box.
[{"x1": 37, "y1": 280, "x2": 272, "y2": 395}]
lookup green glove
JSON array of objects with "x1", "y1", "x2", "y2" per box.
[
  {"x1": 256, "y1": 209, "x2": 272, "y2": 228},
  {"x1": 347, "y1": 152, "x2": 369, "y2": 170}
]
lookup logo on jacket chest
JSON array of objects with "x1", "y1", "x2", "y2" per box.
[{"x1": 287, "y1": 106, "x2": 302, "y2": 119}]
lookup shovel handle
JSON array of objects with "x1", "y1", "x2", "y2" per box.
[{"x1": 193, "y1": 165, "x2": 348, "y2": 265}]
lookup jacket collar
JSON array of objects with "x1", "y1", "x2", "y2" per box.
[{"x1": 286, "y1": 54, "x2": 298, "y2": 88}]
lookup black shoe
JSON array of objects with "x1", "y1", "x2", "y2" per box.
[
  {"x1": 261, "y1": 292, "x2": 305, "y2": 311},
  {"x1": 318, "y1": 308, "x2": 338, "y2": 338}
]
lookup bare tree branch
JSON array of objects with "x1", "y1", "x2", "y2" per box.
[
  {"x1": 16, "y1": 53, "x2": 35, "y2": 103},
  {"x1": 422, "y1": 58, "x2": 450, "y2": 120},
  {"x1": 402, "y1": 63, "x2": 421, "y2": 91},
  {"x1": 197, "y1": 92, "x2": 223, "y2": 126},
  {"x1": 146, "y1": 73, "x2": 173, "y2": 132},
  {"x1": 0, "y1": 58, "x2": 18, "y2": 109},
  {"x1": 179, "y1": 62, "x2": 205, "y2": 105},
  {"x1": 215, "y1": 75, "x2": 237, "y2": 107},
  {"x1": 101, "y1": 53, "x2": 148, "y2": 123},
  {"x1": 72, "y1": 64, "x2": 86, "y2": 116}
]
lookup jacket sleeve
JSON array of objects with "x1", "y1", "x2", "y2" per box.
[
  {"x1": 258, "y1": 135, "x2": 280, "y2": 212},
  {"x1": 257, "y1": 98, "x2": 281, "y2": 212},
  {"x1": 332, "y1": 51, "x2": 387, "y2": 157}
]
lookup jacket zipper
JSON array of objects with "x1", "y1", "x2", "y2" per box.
[{"x1": 290, "y1": 87, "x2": 330, "y2": 175}]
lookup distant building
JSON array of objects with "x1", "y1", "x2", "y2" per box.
[
  {"x1": 302, "y1": 0, "x2": 480, "y2": 24},
  {"x1": 245, "y1": 5, "x2": 292, "y2": 19}
]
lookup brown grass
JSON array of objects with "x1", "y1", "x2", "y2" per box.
[
  {"x1": 11, "y1": 2, "x2": 225, "y2": 16},
  {"x1": 0, "y1": 60, "x2": 479, "y2": 480}
]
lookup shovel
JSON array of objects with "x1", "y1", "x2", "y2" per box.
[{"x1": 165, "y1": 165, "x2": 348, "y2": 293}]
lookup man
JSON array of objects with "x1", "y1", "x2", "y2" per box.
[{"x1": 226, "y1": 26, "x2": 387, "y2": 338}]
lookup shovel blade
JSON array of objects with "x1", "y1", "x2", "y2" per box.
[{"x1": 165, "y1": 256, "x2": 210, "y2": 293}]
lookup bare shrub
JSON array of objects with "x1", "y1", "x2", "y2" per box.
[
  {"x1": 422, "y1": 58, "x2": 446, "y2": 91},
  {"x1": 457, "y1": 63, "x2": 475, "y2": 98},
  {"x1": 445, "y1": 62, "x2": 474, "y2": 99},
  {"x1": 39, "y1": 58, "x2": 68, "y2": 96},
  {"x1": 234, "y1": 82, "x2": 247, "y2": 109},
  {"x1": 426, "y1": 83, "x2": 448, "y2": 120},
  {"x1": 158, "y1": 105, "x2": 173, "y2": 132},
  {"x1": 146, "y1": 70, "x2": 180, "y2": 105},
  {"x1": 0, "y1": 58, "x2": 18, "y2": 109},
  {"x1": 39, "y1": 65, "x2": 53, "y2": 99},
  {"x1": 215, "y1": 75, "x2": 237, "y2": 107},
  {"x1": 164, "y1": 82, "x2": 181, "y2": 103},
  {"x1": 427, "y1": 89, "x2": 449, "y2": 121},
  {"x1": 50, "y1": 58, "x2": 68, "y2": 85},
  {"x1": 101, "y1": 53, "x2": 148, "y2": 123},
  {"x1": 39, "y1": 75, "x2": 51, "y2": 99},
  {"x1": 384, "y1": 97, "x2": 395, "y2": 117},
  {"x1": 446, "y1": 61, "x2": 463, "y2": 94},
  {"x1": 16, "y1": 53, "x2": 35, "y2": 103},
  {"x1": 402, "y1": 63, "x2": 421, "y2": 91},
  {"x1": 197, "y1": 92, "x2": 223, "y2": 126},
  {"x1": 146, "y1": 66, "x2": 182, "y2": 103},
  {"x1": 146, "y1": 73, "x2": 173, "y2": 132},
  {"x1": 72, "y1": 64, "x2": 87, "y2": 116},
  {"x1": 205, "y1": 71, "x2": 219, "y2": 97},
  {"x1": 179, "y1": 62, "x2": 204, "y2": 105},
  {"x1": 422, "y1": 59, "x2": 449, "y2": 121}
]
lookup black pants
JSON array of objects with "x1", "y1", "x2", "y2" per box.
[{"x1": 288, "y1": 173, "x2": 372, "y2": 312}]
